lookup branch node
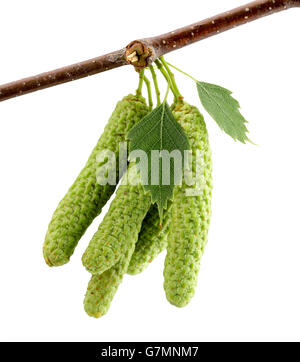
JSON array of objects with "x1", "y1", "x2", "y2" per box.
[{"x1": 125, "y1": 40, "x2": 154, "y2": 70}]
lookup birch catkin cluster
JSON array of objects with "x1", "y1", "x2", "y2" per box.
[{"x1": 43, "y1": 89, "x2": 213, "y2": 317}]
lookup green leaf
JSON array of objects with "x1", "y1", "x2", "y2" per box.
[
  {"x1": 127, "y1": 102, "x2": 190, "y2": 218},
  {"x1": 196, "y1": 81, "x2": 250, "y2": 143}
]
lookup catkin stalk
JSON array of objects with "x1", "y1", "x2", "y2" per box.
[
  {"x1": 163, "y1": 102, "x2": 213, "y2": 307},
  {"x1": 43, "y1": 95, "x2": 149, "y2": 266}
]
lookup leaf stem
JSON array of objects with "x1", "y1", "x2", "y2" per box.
[
  {"x1": 143, "y1": 74, "x2": 153, "y2": 111},
  {"x1": 163, "y1": 82, "x2": 171, "y2": 103},
  {"x1": 154, "y1": 59, "x2": 177, "y2": 101},
  {"x1": 165, "y1": 62, "x2": 197, "y2": 82},
  {"x1": 149, "y1": 65, "x2": 161, "y2": 105},
  {"x1": 136, "y1": 69, "x2": 145, "y2": 95},
  {"x1": 160, "y1": 57, "x2": 183, "y2": 101}
]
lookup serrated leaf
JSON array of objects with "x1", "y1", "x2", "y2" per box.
[
  {"x1": 127, "y1": 102, "x2": 190, "y2": 218},
  {"x1": 196, "y1": 81, "x2": 250, "y2": 143}
]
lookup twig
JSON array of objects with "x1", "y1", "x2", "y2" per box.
[
  {"x1": 0, "y1": 49, "x2": 126, "y2": 102},
  {"x1": 0, "y1": 0, "x2": 299, "y2": 102}
]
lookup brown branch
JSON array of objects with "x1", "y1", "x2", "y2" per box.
[
  {"x1": 0, "y1": 49, "x2": 127, "y2": 102},
  {"x1": 0, "y1": 0, "x2": 299, "y2": 102}
]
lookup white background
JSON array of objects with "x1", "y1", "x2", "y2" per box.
[{"x1": 0, "y1": 0, "x2": 299, "y2": 342}]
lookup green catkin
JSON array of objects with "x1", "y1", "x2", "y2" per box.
[
  {"x1": 43, "y1": 94, "x2": 149, "y2": 267},
  {"x1": 127, "y1": 202, "x2": 172, "y2": 275},
  {"x1": 84, "y1": 241, "x2": 135, "y2": 318},
  {"x1": 163, "y1": 102, "x2": 213, "y2": 308},
  {"x1": 82, "y1": 165, "x2": 152, "y2": 275}
]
